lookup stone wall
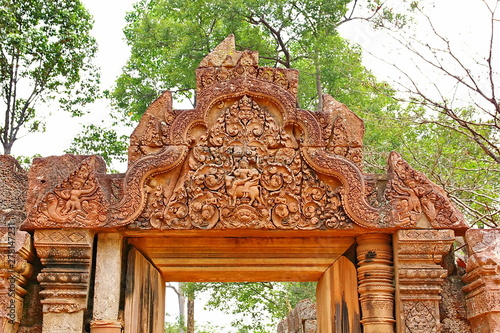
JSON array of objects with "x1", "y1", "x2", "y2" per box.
[
  {"x1": 0, "y1": 156, "x2": 40, "y2": 333},
  {"x1": 440, "y1": 245, "x2": 471, "y2": 333},
  {"x1": 277, "y1": 299, "x2": 317, "y2": 333},
  {"x1": 462, "y1": 229, "x2": 500, "y2": 333}
]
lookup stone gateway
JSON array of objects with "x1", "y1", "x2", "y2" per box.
[{"x1": 0, "y1": 36, "x2": 498, "y2": 333}]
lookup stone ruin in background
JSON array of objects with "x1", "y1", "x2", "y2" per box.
[{"x1": 0, "y1": 35, "x2": 499, "y2": 333}]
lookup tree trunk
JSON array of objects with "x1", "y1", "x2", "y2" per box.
[
  {"x1": 2, "y1": 142, "x2": 11, "y2": 155},
  {"x1": 178, "y1": 291, "x2": 186, "y2": 333},
  {"x1": 187, "y1": 297, "x2": 195, "y2": 333},
  {"x1": 315, "y1": 61, "x2": 323, "y2": 111}
]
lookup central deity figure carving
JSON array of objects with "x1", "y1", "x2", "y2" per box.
[{"x1": 226, "y1": 157, "x2": 263, "y2": 207}]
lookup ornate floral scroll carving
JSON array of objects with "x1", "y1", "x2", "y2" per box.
[
  {"x1": 23, "y1": 155, "x2": 109, "y2": 229},
  {"x1": 109, "y1": 145, "x2": 188, "y2": 226},
  {"x1": 393, "y1": 229, "x2": 455, "y2": 333},
  {"x1": 385, "y1": 152, "x2": 467, "y2": 229},
  {"x1": 113, "y1": 36, "x2": 469, "y2": 232},
  {"x1": 301, "y1": 147, "x2": 382, "y2": 228},
  {"x1": 137, "y1": 95, "x2": 354, "y2": 230}
]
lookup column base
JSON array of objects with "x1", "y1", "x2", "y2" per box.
[{"x1": 90, "y1": 320, "x2": 123, "y2": 333}]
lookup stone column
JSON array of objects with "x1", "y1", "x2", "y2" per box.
[
  {"x1": 0, "y1": 226, "x2": 35, "y2": 333},
  {"x1": 356, "y1": 233, "x2": 395, "y2": 333},
  {"x1": 462, "y1": 229, "x2": 500, "y2": 333},
  {"x1": 393, "y1": 229, "x2": 454, "y2": 333},
  {"x1": 34, "y1": 229, "x2": 94, "y2": 333},
  {"x1": 90, "y1": 233, "x2": 123, "y2": 333}
]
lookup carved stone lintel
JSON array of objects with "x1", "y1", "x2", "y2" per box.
[
  {"x1": 393, "y1": 229, "x2": 455, "y2": 333},
  {"x1": 0, "y1": 228, "x2": 34, "y2": 332},
  {"x1": 356, "y1": 234, "x2": 395, "y2": 333},
  {"x1": 462, "y1": 229, "x2": 500, "y2": 333},
  {"x1": 34, "y1": 229, "x2": 94, "y2": 315}
]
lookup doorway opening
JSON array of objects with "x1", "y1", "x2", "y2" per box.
[{"x1": 124, "y1": 232, "x2": 361, "y2": 333}]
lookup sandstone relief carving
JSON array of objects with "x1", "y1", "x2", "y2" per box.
[
  {"x1": 134, "y1": 94, "x2": 353, "y2": 230},
  {"x1": 21, "y1": 35, "x2": 468, "y2": 232},
  {"x1": 462, "y1": 229, "x2": 500, "y2": 333},
  {"x1": 23, "y1": 155, "x2": 109, "y2": 229},
  {"x1": 386, "y1": 152, "x2": 465, "y2": 229}
]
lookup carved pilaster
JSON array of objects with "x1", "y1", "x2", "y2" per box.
[
  {"x1": 34, "y1": 229, "x2": 94, "y2": 332},
  {"x1": 0, "y1": 227, "x2": 34, "y2": 332},
  {"x1": 356, "y1": 233, "x2": 395, "y2": 333},
  {"x1": 393, "y1": 229, "x2": 455, "y2": 333},
  {"x1": 462, "y1": 229, "x2": 500, "y2": 333}
]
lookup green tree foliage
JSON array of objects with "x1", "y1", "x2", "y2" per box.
[
  {"x1": 164, "y1": 317, "x2": 224, "y2": 333},
  {"x1": 368, "y1": 0, "x2": 500, "y2": 226},
  {"x1": 0, "y1": 0, "x2": 99, "y2": 154},
  {"x1": 65, "y1": 124, "x2": 129, "y2": 169},
  {"x1": 113, "y1": 0, "x2": 409, "y2": 119},
  {"x1": 394, "y1": 112, "x2": 500, "y2": 227},
  {"x1": 186, "y1": 282, "x2": 316, "y2": 332}
]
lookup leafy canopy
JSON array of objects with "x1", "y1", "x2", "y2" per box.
[
  {"x1": 0, "y1": 0, "x2": 99, "y2": 154},
  {"x1": 184, "y1": 282, "x2": 316, "y2": 332},
  {"x1": 113, "y1": 0, "x2": 407, "y2": 120}
]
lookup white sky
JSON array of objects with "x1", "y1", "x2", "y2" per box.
[
  {"x1": 11, "y1": 0, "x2": 497, "y2": 330},
  {"x1": 13, "y1": 0, "x2": 496, "y2": 164},
  {"x1": 14, "y1": 0, "x2": 137, "y2": 164}
]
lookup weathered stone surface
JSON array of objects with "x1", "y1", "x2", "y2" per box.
[
  {"x1": 0, "y1": 156, "x2": 37, "y2": 333},
  {"x1": 198, "y1": 34, "x2": 258, "y2": 68},
  {"x1": 34, "y1": 229, "x2": 94, "y2": 314},
  {"x1": 91, "y1": 233, "x2": 123, "y2": 333},
  {"x1": 462, "y1": 229, "x2": 500, "y2": 333},
  {"x1": 23, "y1": 155, "x2": 109, "y2": 229},
  {"x1": 0, "y1": 156, "x2": 27, "y2": 212},
  {"x1": 277, "y1": 299, "x2": 317, "y2": 333},
  {"x1": 18, "y1": 282, "x2": 43, "y2": 333},
  {"x1": 394, "y1": 229, "x2": 455, "y2": 333},
  {"x1": 0, "y1": 229, "x2": 35, "y2": 333},
  {"x1": 440, "y1": 247, "x2": 471, "y2": 333}
]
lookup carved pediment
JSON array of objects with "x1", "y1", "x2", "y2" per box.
[
  {"x1": 132, "y1": 95, "x2": 354, "y2": 230},
  {"x1": 386, "y1": 152, "x2": 465, "y2": 229},
  {"x1": 20, "y1": 35, "x2": 468, "y2": 232},
  {"x1": 23, "y1": 155, "x2": 109, "y2": 229}
]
